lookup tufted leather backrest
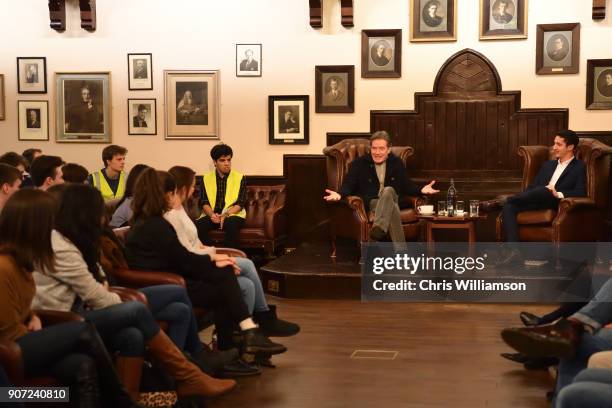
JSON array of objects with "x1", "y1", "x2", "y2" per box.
[
  {"x1": 322, "y1": 138, "x2": 414, "y2": 191},
  {"x1": 243, "y1": 185, "x2": 286, "y2": 228},
  {"x1": 519, "y1": 138, "x2": 612, "y2": 208}
]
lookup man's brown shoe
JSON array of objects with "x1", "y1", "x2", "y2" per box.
[
  {"x1": 479, "y1": 198, "x2": 507, "y2": 212},
  {"x1": 500, "y1": 319, "x2": 583, "y2": 358}
]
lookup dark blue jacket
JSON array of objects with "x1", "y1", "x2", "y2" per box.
[
  {"x1": 528, "y1": 157, "x2": 586, "y2": 198},
  {"x1": 339, "y1": 153, "x2": 422, "y2": 210}
]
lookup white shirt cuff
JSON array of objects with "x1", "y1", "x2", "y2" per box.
[{"x1": 557, "y1": 192, "x2": 564, "y2": 199}]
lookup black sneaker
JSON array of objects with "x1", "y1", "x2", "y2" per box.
[
  {"x1": 242, "y1": 328, "x2": 287, "y2": 355},
  {"x1": 186, "y1": 347, "x2": 239, "y2": 376},
  {"x1": 254, "y1": 305, "x2": 300, "y2": 337},
  {"x1": 218, "y1": 359, "x2": 261, "y2": 377}
]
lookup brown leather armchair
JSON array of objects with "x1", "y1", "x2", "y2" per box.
[
  {"x1": 0, "y1": 310, "x2": 83, "y2": 386},
  {"x1": 496, "y1": 138, "x2": 612, "y2": 242},
  {"x1": 204, "y1": 185, "x2": 288, "y2": 257},
  {"x1": 323, "y1": 138, "x2": 424, "y2": 256}
]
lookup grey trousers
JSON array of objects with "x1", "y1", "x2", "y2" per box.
[{"x1": 370, "y1": 186, "x2": 405, "y2": 243}]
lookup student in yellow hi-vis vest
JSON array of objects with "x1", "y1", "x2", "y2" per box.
[
  {"x1": 87, "y1": 145, "x2": 127, "y2": 202},
  {"x1": 196, "y1": 144, "x2": 246, "y2": 249}
]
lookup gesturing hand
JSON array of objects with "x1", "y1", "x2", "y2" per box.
[
  {"x1": 421, "y1": 180, "x2": 440, "y2": 195},
  {"x1": 323, "y1": 189, "x2": 341, "y2": 202}
]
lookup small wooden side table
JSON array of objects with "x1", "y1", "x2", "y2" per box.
[{"x1": 418, "y1": 214, "x2": 488, "y2": 245}]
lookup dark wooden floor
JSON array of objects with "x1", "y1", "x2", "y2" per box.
[{"x1": 208, "y1": 299, "x2": 554, "y2": 408}]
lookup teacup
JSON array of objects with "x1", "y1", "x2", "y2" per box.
[{"x1": 418, "y1": 205, "x2": 434, "y2": 214}]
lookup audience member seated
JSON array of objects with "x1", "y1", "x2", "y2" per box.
[
  {"x1": 501, "y1": 277, "x2": 612, "y2": 404},
  {"x1": 32, "y1": 183, "x2": 236, "y2": 400},
  {"x1": 29, "y1": 155, "x2": 64, "y2": 191},
  {"x1": 323, "y1": 131, "x2": 438, "y2": 244},
  {"x1": 109, "y1": 164, "x2": 150, "y2": 228},
  {"x1": 22, "y1": 148, "x2": 42, "y2": 170},
  {"x1": 0, "y1": 164, "x2": 22, "y2": 213},
  {"x1": 0, "y1": 152, "x2": 32, "y2": 188},
  {"x1": 62, "y1": 163, "x2": 90, "y2": 184},
  {"x1": 125, "y1": 168, "x2": 287, "y2": 353},
  {"x1": 88, "y1": 144, "x2": 128, "y2": 201},
  {"x1": 195, "y1": 144, "x2": 246, "y2": 249},
  {"x1": 0, "y1": 189, "x2": 139, "y2": 407},
  {"x1": 168, "y1": 165, "x2": 299, "y2": 337},
  {"x1": 483, "y1": 130, "x2": 586, "y2": 262}
]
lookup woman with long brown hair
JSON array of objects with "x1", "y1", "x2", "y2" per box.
[
  {"x1": 0, "y1": 189, "x2": 138, "y2": 407},
  {"x1": 32, "y1": 183, "x2": 236, "y2": 401},
  {"x1": 167, "y1": 165, "x2": 299, "y2": 337},
  {"x1": 126, "y1": 168, "x2": 287, "y2": 352}
]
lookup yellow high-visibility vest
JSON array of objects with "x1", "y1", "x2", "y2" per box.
[
  {"x1": 91, "y1": 170, "x2": 126, "y2": 201},
  {"x1": 203, "y1": 170, "x2": 246, "y2": 218}
]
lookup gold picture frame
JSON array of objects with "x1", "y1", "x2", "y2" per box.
[{"x1": 480, "y1": 0, "x2": 528, "y2": 40}]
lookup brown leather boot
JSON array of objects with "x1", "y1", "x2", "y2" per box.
[
  {"x1": 115, "y1": 357, "x2": 143, "y2": 401},
  {"x1": 146, "y1": 331, "x2": 236, "y2": 397}
]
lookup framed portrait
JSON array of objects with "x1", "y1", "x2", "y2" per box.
[
  {"x1": 586, "y1": 59, "x2": 612, "y2": 110},
  {"x1": 410, "y1": 0, "x2": 456, "y2": 42},
  {"x1": 17, "y1": 57, "x2": 47, "y2": 94},
  {"x1": 55, "y1": 72, "x2": 111, "y2": 143},
  {"x1": 236, "y1": 44, "x2": 262, "y2": 77},
  {"x1": 164, "y1": 70, "x2": 219, "y2": 140},
  {"x1": 0, "y1": 74, "x2": 4, "y2": 120},
  {"x1": 127, "y1": 53, "x2": 153, "y2": 90},
  {"x1": 361, "y1": 29, "x2": 401, "y2": 78},
  {"x1": 315, "y1": 65, "x2": 354, "y2": 113},
  {"x1": 128, "y1": 98, "x2": 157, "y2": 135},
  {"x1": 18, "y1": 100, "x2": 49, "y2": 141},
  {"x1": 480, "y1": 0, "x2": 528, "y2": 40},
  {"x1": 268, "y1": 95, "x2": 309, "y2": 145},
  {"x1": 536, "y1": 23, "x2": 580, "y2": 75}
]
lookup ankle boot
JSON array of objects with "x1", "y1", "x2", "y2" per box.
[
  {"x1": 74, "y1": 359, "x2": 101, "y2": 408},
  {"x1": 77, "y1": 322, "x2": 141, "y2": 408},
  {"x1": 242, "y1": 328, "x2": 287, "y2": 355},
  {"x1": 115, "y1": 357, "x2": 144, "y2": 401},
  {"x1": 146, "y1": 330, "x2": 236, "y2": 397},
  {"x1": 186, "y1": 347, "x2": 239, "y2": 376},
  {"x1": 254, "y1": 305, "x2": 300, "y2": 337}
]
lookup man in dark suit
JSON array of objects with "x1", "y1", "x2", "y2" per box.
[
  {"x1": 492, "y1": 0, "x2": 514, "y2": 24},
  {"x1": 422, "y1": 0, "x2": 443, "y2": 27},
  {"x1": 324, "y1": 131, "x2": 439, "y2": 243},
  {"x1": 239, "y1": 49, "x2": 259, "y2": 72},
  {"x1": 279, "y1": 110, "x2": 298, "y2": 133},
  {"x1": 133, "y1": 104, "x2": 148, "y2": 128},
  {"x1": 498, "y1": 130, "x2": 586, "y2": 242}
]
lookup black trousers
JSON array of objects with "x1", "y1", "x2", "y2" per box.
[
  {"x1": 501, "y1": 186, "x2": 560, "y2": 242},
  {"x1": 195, "y1": 216, "x2": 244, "y2": 249},
  {"x1": 185, "y1": 265, "x2": 251, "y2": 350}
]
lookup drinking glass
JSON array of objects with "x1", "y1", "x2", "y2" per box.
[
  {"x1": 469, "y1": 200, "x2": 479, "y2": 217},
  {"x1": 456, "y1": 201, "x2": 465, "y2": 216},
  {"x1": 437, "y1": 201, "x2": 446, "y2": 216}
]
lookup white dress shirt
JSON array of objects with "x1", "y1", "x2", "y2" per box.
[{"x1": 547, "y1": 156, "x2": 574, "y2": 198}]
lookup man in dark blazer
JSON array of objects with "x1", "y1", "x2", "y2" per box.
[
  {"x1": 324, "y1": 131, "x2": 439, "y2": 243},
  {"x1": 499, "y1": 130, "x2": 586, "y2": 242}
]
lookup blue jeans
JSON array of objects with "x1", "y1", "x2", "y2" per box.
[
  {"x1": 572, "y1": 277, "x2": 612, "y2": 331},
  {"x1": 554, "y1": 278, "x2": 612, "y2": 399},
  {"x1": 16, "y1": 321, "x2": 95, "y2": 385},
  {"x1": 139, "y1": 284, "x2": 203, "y2": 353},
  {"x1": 556, "y1": 368, "x2": 612, "y2": 408},
  {"x1": 236, "y1": 257, "x2": 268, "y2": 314},
  {"x1": 81, "y1": 301, "x2": 160, "y2": 357}
]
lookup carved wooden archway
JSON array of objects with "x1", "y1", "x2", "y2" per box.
[{"x1": 370, "y1": 49, "x2": 568, "y2": 181}]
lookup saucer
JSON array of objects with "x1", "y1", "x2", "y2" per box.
[{"x1": 420, "y1": 212, "x2": 434, "y2": 216}]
